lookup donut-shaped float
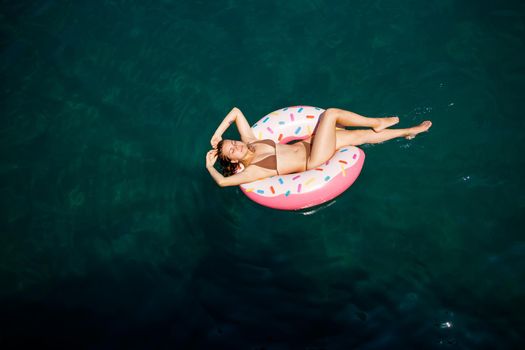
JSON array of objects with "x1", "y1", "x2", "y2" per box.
[{"x1": 240, "y1": 106, "x2": 365, "y2": 210}]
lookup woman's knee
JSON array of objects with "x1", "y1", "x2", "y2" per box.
[
  {"x1": 320, "y1": 109, "x2": 339, "y2": 124},
  {"x1": 324, "y1": 108, "x2": 339, "y2": 118}
]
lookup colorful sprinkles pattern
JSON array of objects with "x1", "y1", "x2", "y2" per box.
[{"x1": 240, "y1": 106, "x2": 363, "y2": 198}]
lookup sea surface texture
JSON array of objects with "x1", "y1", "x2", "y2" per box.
[{"x1": 1, "y1": 0, "x2": 524, "y2": 349}]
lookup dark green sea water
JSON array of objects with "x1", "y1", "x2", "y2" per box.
[{"x1": 1, "y1": 0, "x2": 524, "y2": 349}]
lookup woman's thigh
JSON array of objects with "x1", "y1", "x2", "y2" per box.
[
  {"x1": 305, "y1": 129, "x2": 372, "y2": 170},
  {"x1": 306, "y1": 111, "x2": 337, "y2": 168}
]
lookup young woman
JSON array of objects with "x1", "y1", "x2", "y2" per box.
[{"x1": 206, "y1": 107, "x2": 432, "y2": 187}]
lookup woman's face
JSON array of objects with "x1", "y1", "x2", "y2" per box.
[{"x1": 221, "y1": 139, "x2": 247, "y2": 162}]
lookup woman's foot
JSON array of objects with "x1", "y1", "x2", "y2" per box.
[
  {"x1": 405, "y1": 121, "x2": 432, "y2": 140},
  {"x1": 373, "y1": 116, "x2": 400, "y2": 132}
]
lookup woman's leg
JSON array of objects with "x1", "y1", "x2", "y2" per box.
[
  {"x1": 307, "y1": 108, "x2": 431, "y2": 168},
  {"x1": 308, "y1": 108, "x2": 395, "y2": 167}
]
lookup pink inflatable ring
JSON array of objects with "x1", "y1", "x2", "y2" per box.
[{"x1": 240, "y1": 106, "x2": 365, "y2": 210}]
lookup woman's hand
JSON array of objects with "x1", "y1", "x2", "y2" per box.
[
  {"x1": 210, "y1": 134, "x2": 222, "y2": 149},
  {"x1": 206, "y1": 149, "x2": 218, "y2": 169}
]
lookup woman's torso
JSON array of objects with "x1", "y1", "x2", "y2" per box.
[{"x1": 246, "y1": 138, "x2": 311, "y2": 176}]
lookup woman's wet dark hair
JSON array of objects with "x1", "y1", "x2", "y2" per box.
[{"x1": 216, "y1": 140, "x2": 240, "y2": 177}]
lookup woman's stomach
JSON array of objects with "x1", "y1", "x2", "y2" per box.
[{"x1": 276, "y1": 143, "x2": 308, "y2": 175}]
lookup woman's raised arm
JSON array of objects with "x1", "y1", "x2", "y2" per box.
[
  {"x1": 211, "y1": 107, "x2": 256, "y2": 148},
  {"x1": 211, "y1": 107, "x2": 238, "y2": 148}
]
